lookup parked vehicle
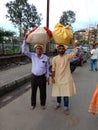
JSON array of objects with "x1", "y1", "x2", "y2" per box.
[
  {"x1": 76, "y1": 48, "x2": 84, "y2": 66},
  {"x1": 70, "y1": 57, "x2": 79, "y2": 73},
  {"x1": 82, "y1": 46, "x2": 91, "y2": 59},
  {"x1": 76, "y1": 47, "x2": 88, "y2": 66}
]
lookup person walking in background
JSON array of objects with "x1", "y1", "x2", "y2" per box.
[
  {"x1": 90, "y1": 45, "x2": 98, "y2": 71},
  {"x1": 21, "y1": 40, "x2": 50, "y2": 110},
  {"x1": 51, "y1": 43, "x2": 77, "y2": 115}
]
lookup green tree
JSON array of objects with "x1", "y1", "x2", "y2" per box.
[
  {"x1": 0, "y1": 28, "x2": 4, "y2": 43},
  {"x1": 6, "y1": 0, "x2": 42, "y2": 41},
  {"x1": 0, "y1": 28, "x2": 15, "y2": 43},
  {"x1": 4, "y1": 31, "x2": 15, "y2": 37},
  {"x1": 59, "y1": 10, "x2": 76, "y2": 26}
]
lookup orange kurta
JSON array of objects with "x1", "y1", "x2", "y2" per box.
[
  {"x1": 52, "y1": 48, "x2": 77, "y2": 97},
  {"x1": 88, "y1": 82, "x2": 98, "y2": 115}
]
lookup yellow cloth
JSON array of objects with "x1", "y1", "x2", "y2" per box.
[
  {"x1": 52, "y1": 48, "x2": 77, "y2": 97},
  {"x1": 52, "y1": 23, "x2": 73, "y2": 45}
]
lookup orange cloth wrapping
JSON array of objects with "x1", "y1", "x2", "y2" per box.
[
  {"x1": 52, "y1": 23, "x2": 73, "y2": 45},
  {"x1": 88, "y1": 82, "x2": 98, "y2": 115}
]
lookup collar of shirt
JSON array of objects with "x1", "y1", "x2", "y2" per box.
[{"x1": 35, "y1": 53, "x2": 44, "y2": 59}]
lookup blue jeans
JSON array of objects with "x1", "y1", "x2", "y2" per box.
[
  {"x1": 57, "y1": 96, "x2": 69, "y2": 110},
  {"x1": 90, "y1": 59, "x2": 97, "y2": 71}
]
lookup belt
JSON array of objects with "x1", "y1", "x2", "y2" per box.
[{"x1": 32, "y1": 73, "x2": 45, "y2": 77}]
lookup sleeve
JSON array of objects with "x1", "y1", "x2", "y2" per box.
[
  {"x1": 52, "y1": 57, "x2": 56, "y2": 72},
  {"x1": 21, "y1": 40, "x2": 32, "y2": 59},
  {"x1": 68, "y1": 48, "x2": 78, "y2": 60},
  {"x1": 91, "y1": 50, "x2": 94, "y2": 55},
  {"x1": 45, "y1": 57, "x2": 50, "y2": 78}
]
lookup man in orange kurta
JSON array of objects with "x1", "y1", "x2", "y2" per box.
[{"x1": 51, "y1": 44, "x2": 77, "y2": 115}]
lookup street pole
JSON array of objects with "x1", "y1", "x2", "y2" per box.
[
  {"x1": 46, "y1": 0, "x2": 49, "y2": 28},
  {"x1": 46, "y1": 0, "x2": 50, "y2": 56}
]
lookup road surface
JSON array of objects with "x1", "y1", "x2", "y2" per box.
[{"x1": 0, "y1": 61, "x2": 98, "y2": 130}]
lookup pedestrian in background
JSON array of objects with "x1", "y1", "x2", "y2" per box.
[
  {"x1": 21, "y1": 40, "x2": 50, "y2": 110},
  {"x1": 51, "y1": 43, "x2": 77, "y2": 115},
  {"x1": 90, "y1": 45, "x2": 98, "y2": 71}
]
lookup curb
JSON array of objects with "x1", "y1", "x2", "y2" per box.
[{"x1": 0, "y1": 74, "x2": 31, "y2": 97}]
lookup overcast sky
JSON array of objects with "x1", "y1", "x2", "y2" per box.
[{"x1": 1, "y1": 0, "x2": 98, "y2": 34}]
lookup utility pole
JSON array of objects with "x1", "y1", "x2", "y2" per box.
[
  {"x1": 46, "y1": 0, "x2": 49, "y2": 28},
  {"x1": 46, "y1": 0, "x2": 50, "y2": 56}
]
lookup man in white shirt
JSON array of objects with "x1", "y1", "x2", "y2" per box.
[
  {"x1": 21, "y1": 40, "x2": 50, "y2": 110},
  {"x1": 90, "y1": 45, "x2": 98, "y2": 71}
]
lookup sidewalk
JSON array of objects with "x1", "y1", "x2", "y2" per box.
[{"x1": 0, "y1": 63, "x2": 32, "y2": 97}]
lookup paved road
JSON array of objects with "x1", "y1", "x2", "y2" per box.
[{"x1": 0, "y1": 61, "x2": 98, "y2": 130}]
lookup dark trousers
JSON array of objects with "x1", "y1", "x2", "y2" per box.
[
  {"x1": 31, "y1": 74, "x2": 46, "y2": 106},
  {"x1": 90, "y1": 59, "x2": 97, "y2": 71}
]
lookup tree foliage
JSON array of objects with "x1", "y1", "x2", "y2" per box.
[
  {"x1": 0, "y1": 28, "x2": 15, "y2": 43},
  {"x1": 6, "y1": 0, "x2": 42, "y2": 40},
  {"x1": 59, "y1": 10, "x2": 76, "y2": 26}
]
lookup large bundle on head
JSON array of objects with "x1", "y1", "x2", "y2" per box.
[
  {"x1": 52, "y1": 23, "x2": 73, "y2": 45},
  {"x1": 25, "y1": 27, "x2": 52, "y2": 45}
]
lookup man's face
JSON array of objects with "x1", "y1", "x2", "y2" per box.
[
  {"x1": 35, "y1": 46, "x2": 42, "y2": 55},
  {"x1": 58, "y1": 46, "x2": 65, "y2": 55}
]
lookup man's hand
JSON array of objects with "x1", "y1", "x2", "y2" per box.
[
  {"x1": 46, "y1": 78, "x2": 49, "y2": 85},
  {"x1": 51, "y1": 77, "x2": 55, "y2": 84},
  {"x1": 51, "y1": 71, "x2": 55, "y2": 84},
  {"x1": 71, "y1": 38, "x2": 77, "y2": 48}
]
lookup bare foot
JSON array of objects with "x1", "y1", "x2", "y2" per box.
[
  {"x1": 30, "y1": 106, "x2": 36, "y2": 110},
  {"x1": 41, "y1": 106, "x2": 46, "y2": 110},
  {"x1": 54, "y1": 105, "x2": 61, "y2": 110},
  {"x1": 64, "y1": 109, "x2": 70, "y2": 115}
]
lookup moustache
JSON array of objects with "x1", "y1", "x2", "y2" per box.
[{"x1": 58, "y1": 51, "x2": 65, "y2": 54}]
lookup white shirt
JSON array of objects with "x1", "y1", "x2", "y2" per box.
[
  {"x1": 91, "y1": 48, "x2": 98, "y2": 59},
  {"x1": 21, "y1": 41, "x2": 49, "y2": 77}
]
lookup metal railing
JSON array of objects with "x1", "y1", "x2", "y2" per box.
[{"x1": 0, "y1": 43, "x2": 21, "y2": 56}]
